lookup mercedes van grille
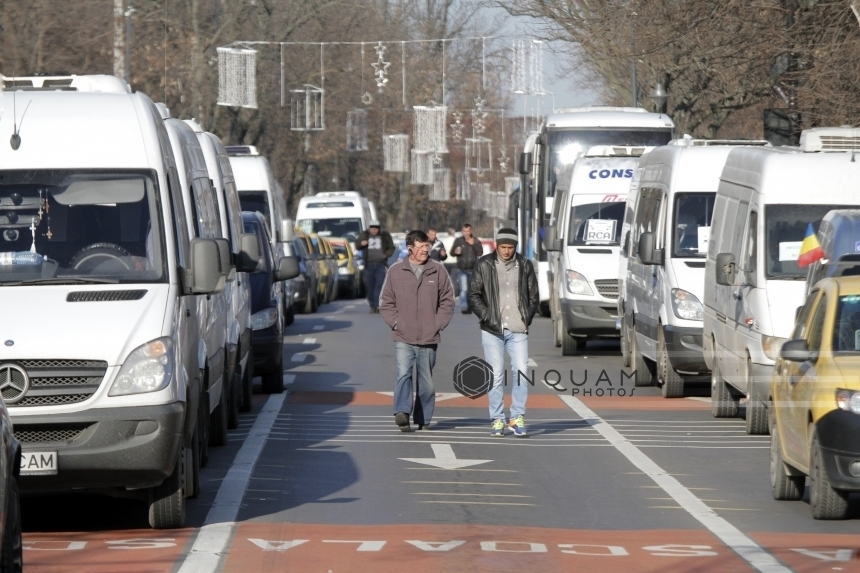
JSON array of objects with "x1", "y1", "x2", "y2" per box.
[
  {"x1": 14, "y1": 423, "x2": 91, "y2": 444},
  {"x1": 67, "y1": 290, "x2": 147, "y2": 302},
  {"x1": 8, "y1": 360, "x2": 107, "y2": 408},
  {"x1": 594, "y1": 279, "x2": 619, "y2": 300},
  {"x1": 602, "y1": 306, "x2": 619, "y2": 318},
  {"x1": 684, "y1": 261, "x2": 706, "y2": 268}
]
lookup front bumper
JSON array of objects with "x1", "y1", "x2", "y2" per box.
[
  {"x1": 252, "y1": 326, "x2": 283, "y2": 374},
  {"x1": 663, "y1": 324, "x2": 707, "y2": 373},
  {"x1": 561, "y1": 298, "x2": 619, "y2": 337},
  {"x1": 14, "y1": 402, "x2": 184, "y2": 491},
  {"x1": 816, "y1": 410, "x2": 860, "y2": 491}
]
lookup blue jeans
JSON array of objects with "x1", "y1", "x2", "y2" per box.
[
  {"x1": 482, "y1": 330, "x2": 529, "y2": 421},
  {"x1": 365, "y1": 263, "x2": 387, "y2": 309},
  {"x1": 458, "y1": 269, "x2": 473, "y2": 311},
  {"x1": 393, "y1": 342, "x2": 437, "y2": 424}
]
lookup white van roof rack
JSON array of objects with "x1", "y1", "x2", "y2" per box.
[
  {"x1": 154, "y1": 103, "x2": 171, "y2": 119},
  {"x1": 225, "y1": 145, "x2": 259, "y2": 156},
  {"x1": 2, "y1": 74, "x2": 130, "y2": 93},
  {"x1": 584, "y1": 145, "x2": 651, "y2": 157},
  {"x1": 553, "y1": 106, "x2": 648, "y2": 114},
  {"x1": 669, "y1": 134, "x2": 770, "y2": 147},
  {"x1": 800, "y1": 127, "x2": 860, "y2": 152},
  {"x1": 315, "y1": 191, "x2": 362, "y2": 198}
]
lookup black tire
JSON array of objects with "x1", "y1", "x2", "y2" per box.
[
  {"x1": 209, "y1": 381, "x2": 229, "y2": 447},
  {"x1": 562, "y1": 332, "x2": 580, "y2": 356},
  {"x1": 261, "y1": 341, "x2": 284, "y2": 394},
  {"x1": 188, "y1": 428, "x2": 201, "y2": 499},
  {"x1": 711, "y1": 357, "x2": 739, "y2": 418},
  {"x1": 148, "y1": 452, "x2": 185, "y2": 529},
  {"x1": 1, "y1": 474, "x2": 22, "y2": 573},
  {"x1": 227, "y1": 371, "x2": 241, "y2": 430},
  {"x1": 311, "y1": 290, "x2": 319, "y2": 313},
  {"x1": 198, "y1": 391, "x2": 210, "y2": 468},
  {"x1": 809, "y1": 428, "x2": 850, "y2": 519},
  {"x1": 284, "y1": 303, "x2": 295, "y2": 326},
  {"x1": 770, "y1": 418, "x2": 803, "y2": 501},
  {"x1": 744, "y1": 359, "x2": 768, "y2": 435},
  {"x1": 630, "y1": 326, "x2": 655, "y2": 387},
  {"x1": 620, "y1": 315, "x2": 631, "y2": 368},
  {"x1": 240, "y1": 349, "x2": 253, "y2": 412},
  {"x1": 658, "y1": 326, "x2": 684, "y2": 398},
  {"x1": 539, "y1": 301, "x2": 551, "y2": 318}
]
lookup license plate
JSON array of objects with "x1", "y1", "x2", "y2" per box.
[{"x1": 20, "y1": 451, "x2": 57, "y2": 476}]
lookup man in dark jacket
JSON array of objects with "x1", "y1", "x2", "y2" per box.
[
  {"x1": 355, "y1": 220, "x2": 395, "y2": 313},
  {"x1": 450, "y1": 223, "x2": 484, "y2": 314},
  {"x1": 379, "y1": 230, "x2": 455, "y2": 431},
  {"x1": 468, "y1": 227, "x2": 539, "y2": 437}
]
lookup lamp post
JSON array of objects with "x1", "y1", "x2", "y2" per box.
[{"x1": 648, "y1": 81, "x2": 668, "y2": 114}]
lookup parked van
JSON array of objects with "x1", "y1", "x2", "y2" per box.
[
  {"x1": 544, "y1": 146, "x2": 644, "y2": 355},
  {"x1": 704, "y1": 127, "x2": 860, "y2": 435},
  {"x1": 296, "y1": 191, "x2": 374, "y2": 240},
  {"x1": 621, "y1": 138, "x2": 768, "y2": 397},
  {"x1": 0, "y1": 84, "x2": 226, "y2": 528}
]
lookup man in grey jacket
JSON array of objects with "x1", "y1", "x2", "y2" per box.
[{"x1": 379, "y1": 230, "x2": 455, "y2": 431}]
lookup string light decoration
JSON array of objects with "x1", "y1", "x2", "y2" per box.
[
  {"x1": 471, "y1": 97, "x2": 488, "y2": 135},
  {"x1": 489, "y1": 190, "x2": 508, "y2": 219},
  {"x1": 450, "y1": 111, "x2": 465, "y2": 143},
  {"x1": 290, "y1": 85, "x2": 325, "y2": 131},
  {"x1": 411, "y1": 151, "x2": 434, "y2": 185},
  {"x1": 217, "y1": 47, "x2": 257, "y2": 108},
  {"x1": 511, "y1": 39, "x2": 527, "y2": 94},
  {"x1": 383, "y1": 134, "x2": 409, "y2": 172},
  {"x1": 529, "y1": 40, "x2": 545, "y2": 95},
  {"x1": 510, "y1": 39, "x2": 545, "y2": 95},
  {"x1": 431, "y1": 168, "x2": 450, "y2": 201},
  {"x1": 346, "y1": 109, "x2": 368, "y2": 151},
  {"x1": 471, "y1": 181, "x2": 490, "y2": 212},
  {"x1": 456, "y1": 171, "x2": 471, "y2": 201},
  {"x1": 465, "y1": 137, "x2": 493, "y2": 178},
  {"x1": 413, "y1": 106, "x2": 448, "y2": 154},
  {"x1": 372, "y1": 42, "x2": 390, "y2": 93}
]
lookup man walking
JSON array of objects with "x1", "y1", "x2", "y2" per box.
[
  {"x1": 355, "y1": 220, "x2": 395, "y2": 313},
  {"x1": 451, "y1": 223, "x2": 484, "y2": 314},
  {"x1": 468, "y1": 228, "x2": 539, "y2": 437},
  {"x1": 380, "y1": 230, "x2": 455, "y2": 432},
  {"x1": 427, "y1": 227, "x2": 448, "y2": 262}
]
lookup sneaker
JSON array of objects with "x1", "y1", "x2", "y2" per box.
[
  {"x1": 509, "y1": 415, "x2": 527, "y2": 437},
  {"x1": 417, "y1": 423, "x2": 431, "y2": 430},
  {"x1": 394, "y1": 412, "x2": 411, "y2": 432},
  {"x1": 491, "y1": 419, "x2": 505, "y2": 437}
]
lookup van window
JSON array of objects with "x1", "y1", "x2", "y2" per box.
[
  {"x1": 567, "y1": 201, "x2": 625, "y2": 245},
  {"x1": 744, "y1": 211, "x2": 758, "y2": 283},
  {"x1": 833, "y1": 294, "x2": 860, "y2": 352},
  {"x1": 297, "y1": 218, "x2": 362, "y2": 237},
  {"x1": 730, "y1": 201, "x2": 749, "y2": 256},
  {"x1": 807, "y1": 295, "x2": 827, "y2": 352},
  {"x1": 765, "y1": 204, "x2": 849, "y2": 279},
  {"x1": 708, "y1": 195, "x2": 727, "y2": 259},
  {"x1": 719, "y1": 199, "x2": 739, "y2": 254},
  {"x1": 672, "y1": 193, "x2": 714, "y2": 258},
  {"x1": 167, "y1": 168, "x2": 189, "y2": 268},
  {"x1": 792, "y1": 289, "x2": 818, "y2": 340},
  {"x1": 239, "y1": 191, "x2": 270, "y2": 221},
  {"x1": 191, "y1": 179, "x2": 219, "y2": 239},
  {"x1": 633, "y1": 187, "x2": 662, "y2": 245}
]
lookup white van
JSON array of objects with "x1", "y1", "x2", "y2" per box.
[
  {"x1": 704, "y1": 127, "x2": 860, "y2": 434},
  {"x1": 621, "y1": 139, "x2": 768, "y2": 398},
  {"x1": 296, "y1": 191, "x2": 374, "y2": 240},
  {"x1": 0, "y1": 85, "x2": 226, "y2": 528},
  {"x1": 544, "y1": 147, "x2": 643, "y2": 354}
]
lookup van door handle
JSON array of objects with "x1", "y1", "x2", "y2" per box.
[{"x1": 732, "y1": 290, "x2": 742, "y2": 300}]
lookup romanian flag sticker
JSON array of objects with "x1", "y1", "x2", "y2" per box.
[{"x1": 797, "y1": 223, "x2": 825, "y2": 268}]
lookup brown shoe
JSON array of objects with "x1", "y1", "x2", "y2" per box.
[{"x1": 394, "y1": 412, "x2": 411, "y2": 432}]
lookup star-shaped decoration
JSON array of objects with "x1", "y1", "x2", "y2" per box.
[
  {"x1": 372, "y1": 42, "x2": 390, "y2": 92},
  {"x1": 433, "y1": 153, "x2": 443, "y2": 166},
  {"x1": 450, "y1": 112, "x2": 465, "y2": 143},
  {"x1": 361, "y1": 91, "x2": 373, "y2": 105},
  {"x1": 472, "y1": 96, "x2": 488, "y2": 135},
  {"x1": 498, "y1": 148, "x2": 509, "y2": 172}
]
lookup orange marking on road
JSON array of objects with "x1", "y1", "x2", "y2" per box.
[
  {"x1": 222, "y1": 524, "x2": 751, "y2": 573},
  {"x1": 578, "y1": 396, "x2": 711, "y2": 411},
  {"x1": 752, "y1": 532, "x2": 860, "y2": 572},
  {"x1": 287, "y1": 391, "x2": 568, "y2": 409}
]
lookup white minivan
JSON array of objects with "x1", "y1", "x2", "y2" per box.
[
  {"x1": 704, "y1": 127, "x2": 860, "y2": 434},
  {"x1": 0, "y1": 85, "x2": 227, "y2": 528},
  {"x1": 544, "y1": 147, "x2": 643, "y2": 354},
  {"x1": 621, "y1": 139, "x2": 768, "y2": 398},
  {"x1": 296, "y1": 191, "x2": 374, "y2": 240}
]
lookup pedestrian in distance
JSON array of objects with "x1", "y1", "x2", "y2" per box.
[
  {"x1": 468, "y1": 227, "x2": 539, "y2": 437},
  {"x1": 355, "y1": 220, "x2": 395, "y2": 313},
  {"x1": 427, "y1": 227, "x2": 448, "y2": 262},
  {"x1": 379, "y1": 230, "x2": 455, "y2": 432},
  {"x1": 451, "y1": 223, "x2": 484, "y2": 314}
]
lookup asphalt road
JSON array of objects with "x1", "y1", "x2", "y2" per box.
[{"x1": 19, "y1": 297, "x2": 860, "y2": 573}]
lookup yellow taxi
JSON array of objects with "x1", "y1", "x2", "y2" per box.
[
  {"x1": 294, "y1": 230, "x2": 329, "y2": 306},
  {"x1": 770, "y1": 276, "x2": 860, "y2": 519},
  {"x1": 328, "y1": 237, "x2": 362, "y2": 299}
]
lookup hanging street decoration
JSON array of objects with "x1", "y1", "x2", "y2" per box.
[
  {"x1": 290, "y1": 85, "x2": 325, "y2": 131},
  {"x1": 431, "y1": 168, "x2": 450, "y2": 201},
  {"x1": 372, "y1": 42, "x2": 390, "y2": 93},
  {"x1": 411, "y1": 151, "x2": 434, "y2": 185},
  {"x1": 498, "y1": 146, "x2": 509, "y2": 173},
  {"x1": 471, "y1": 96, "x2": 488, "y2": 135},
  {"x1": 346, "y1": 109, "x2": 368, "y2": 151},
  {"x1": 383, "y1": 134, "x2": 410, "y2": 172},
  {"x1": 456, "y1": 171, "x2": 471, "y2": 201},
  {"x1": 450, "y1": 112, "x2": 465, "y2": 143},
  {"x1": 217, "y1": 47, "x2": 257, "y2": 108}
]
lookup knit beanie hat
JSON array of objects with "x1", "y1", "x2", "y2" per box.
[{"x1": 496, "y1": 228, "x2": 518, "y2": 246}]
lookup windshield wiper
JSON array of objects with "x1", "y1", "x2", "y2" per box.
[{"x1": 1, "y1": 277, "x2": 120, "y2": 285}]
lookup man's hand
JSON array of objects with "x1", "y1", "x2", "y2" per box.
[
  {"x1": 361, "y1": 240, "x2": 368, "y2": 246},
  {"x1": 453, "y1": 246, "x2": 461, "y2": 255}
]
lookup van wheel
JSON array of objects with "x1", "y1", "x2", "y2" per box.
[
  {"x1": 809, "y1": 428, "x2": 850, "y2": 519},
  {"x1": 539, "y1": 301, "x2": 551, "y2": 318},
  {"x1": 770, "y1": 419, "x2": 803, "y2": 500},
  {"x1": 209, "y1": 385, "x2": 229, "y2": 447},
  {"x1": 240, "y1": 349, "x2": 254, "y2": 412},
  {"x1": 711, "y1": 359, "x2": 739, "y2": 418},
  {"x1": 620, "y1": 317, "x2": 631, "y2": 368},
  {"x1": 262, "y1": 338, "x2": 284, "y2": 394},
  {"x1": 284, "y1": 304, "x2": 295, "y2": 326},
  {"x1": 1, "y1": 473, "x2": 22, "y2": 573},
  {"x1": 658, "y1": 327, "x2": 684, "y2": 398},
  {"x1": 227, "y1": 371, "x2": 241, "y2": 430},
  {"x1": 199, "y1": 392, "x2": 210, "y2": 468},
  {"x1": 148, "y1": 451, "x2": 185, "y2": 529},
  {"x1": 630, "y1": 326, "x2": 655, "y2": 387},
  {"x1": 562, "y1": 333, "x2": 580, "y2": 356},
  {"x1": 744, "y1": 359, "x2": 768, "y2": 434},
  {"x1": 188, "y1": 427, "x2": 201, "y2": 499}
]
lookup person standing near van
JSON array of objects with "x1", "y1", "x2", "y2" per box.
[
  {"x1": 427, "y1": 227, "x2": 448, "y2": 262},
  {"x1": 379, "y1": 230, "x2": 455, "y2": 431},
  {"x1": 468, "y1": 228, "x2": 539, "y2": 437},
  {"x1": 451, "y1": 223, "x2": 484, "y2": 314},
  {"x1": 356, "y1": 220, "x2": 395, "y2": 313}
]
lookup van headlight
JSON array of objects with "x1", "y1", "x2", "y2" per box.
[
  {"x1": 338, "y1": 267, "x2": 351, "y2": 275},
  {"x1": 251, "y1": 307, "x2": 279, "y2": 330},
  {"x1": 566, "y1": 270, "x2": 593, "y2": 295},
  {"x1": 762, "y1": 336, "x2": 788, "y2": 360},
  {"x1": 670, "y1": 289, "x2": 703, "y2": 321},
  {"x1": 836, "y1": 389, "x2": 860, "y2": 414},
  {"x1": 109, "y1": 338, "x2": 174, "y2": 396}
]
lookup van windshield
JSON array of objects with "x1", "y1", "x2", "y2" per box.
[
  {"x1": 567, "y1": 201, "x2": 625, "y2": 245},
  {"x1": 238, "y1": 191, "x2": 270, "y2": 220},
  {"x1": 672, "y1": 193, "x2": 715, "y2": 258},
  {"x1": 833, "y1": 294, "x2": 860, "y2": 352},
  {"x1": 766, "y1": 204, "x2": 850, "y2": 279},
  {"x1": 297, "y1": 218, "x2": 362, "y2": 237},
  {"x1": 0, "y1": 170, "x2": 165, "y2": 284}
]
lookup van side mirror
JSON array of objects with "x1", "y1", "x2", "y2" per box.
[
  {"x1": 780, "y1": 339, "x2": 816, "y2": 363},
  {"x1": 275, "y1": 256, "x2": 300, "y2": 281},
  {"x1": 185, "y1": 238, "x2": 224, "y2": 294},
  {"x1": 213, "y1": 238, "x2": 235, "y2": 280},
  {"x1": 236, "y1": 233, "x2": 262, "y2": 272},
  {"x1": 280, "y1": 219, "x2": 294, "y2": 242},
  {"x1": 637, "y1": 232, "x2": 663, "y2": 265},
  {"x1": 519, "y1": 152, "x2": 532, "y2": 175},
  {"x1": 715, "y1": 252, "x2": 736, "y2": 286},
  {"x1": 795, "y1": 305, "x2": 803, "y2": 320},
  {"x1": 543, "y1": 227, "x2": 561, "y2": 252}
]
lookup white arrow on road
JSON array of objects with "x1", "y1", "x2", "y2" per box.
[{"x1": 400, "y1": 443, "x2": 492, "y2": 470}]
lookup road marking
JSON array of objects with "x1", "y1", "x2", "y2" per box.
[
  {"x1": 376, "y1": 391, "x2": 463, "y2": 402},
  {"x1": 283, "y1": 374, "x2": 296, "y2": 386},
  {"x1": 686, "y1": 397, "x2": 711, "y2": 403},
  {"x1": 559, "y1": 395, "x2": 789, "y2": 573},
  {"x1": 412, "y1": 493, "x2": 531, "y2": 498},
  {"x1": 302, "y1": 337, "x2": 316, "y2": 344},
  {"x1": 403, "y1": 481, "x2": 520, "y2": 486},
  {"x1": 400, "y1": 444, "x2": 492, "y2": 470},
  {"x1": 176, "y1": 393, "x2": 286, "y2": 573},
  {"x1": 291, "y1": 353, "x2": 309, "y2": 362},
  {"x1": 312, "y1": 325, "x2": 324, "y2": 331},
  {"x1": 405, "y1": 468, "x2": 517, "y2": 472},
  {"x1": 527, "y1": 358, "x2": 538, "y2": 367},
  {"x1": 418, "y1": 501, "x2": 535, "y2": 506}
]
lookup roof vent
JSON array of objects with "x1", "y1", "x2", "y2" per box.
[
  {"x1": 800, "y1": 127, "x2": 860, "y2": 152},
  {"x1": 225, "y1": 145, "x2": 259, "y2": 156},
  {"x1": 670, "y1": 134, "x2": 770, "y2": 147}
]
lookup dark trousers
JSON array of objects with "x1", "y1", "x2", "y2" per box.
[{"x1": 365, "y1": 262, "x2": 387, "y2": 309}]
